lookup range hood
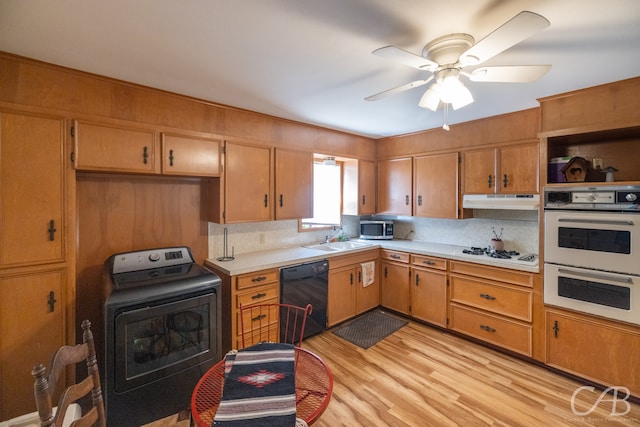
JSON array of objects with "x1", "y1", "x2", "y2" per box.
[{"x1": 463, "y1": 194, "x2": 540, "y2": 210}]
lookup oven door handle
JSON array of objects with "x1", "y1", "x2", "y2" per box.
[
  {"x1": 558, "y1": 268, "x2": 634, "y2": 284},
  {"x1": 557, "y1": 218, "x2": 634, "y2": 226}
]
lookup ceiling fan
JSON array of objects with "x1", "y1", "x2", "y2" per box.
[{"x1": 366, "y1": 11, "x2": 551, "y2": 112}]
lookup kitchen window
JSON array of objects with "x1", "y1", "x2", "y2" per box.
[{"x1": 300, "y1": 160, "x2": 342, "y2": 230}]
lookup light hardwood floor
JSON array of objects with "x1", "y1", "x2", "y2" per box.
[{"x1": 147, "y1": 317, "x2": 640, "y2": 426}]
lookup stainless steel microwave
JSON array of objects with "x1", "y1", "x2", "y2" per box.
[{"x1": 360, "y1": 220, "x2": 394, "y2": 240}]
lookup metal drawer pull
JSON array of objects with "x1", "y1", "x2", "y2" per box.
[
  {"x1": 390, "y1": 254, "x2": 401, "y2": 259},
  {"x1": 480, "y1": 293, "x2": 496, "y2": 300},
  {"x1": 557, "y1": 218, "x2": 633, "y2": 226},
  {"x1": 251, "y1": 276, "x2": 267, "y2": 282},
  {"x1": 252, "y1": 314, "x2": 267, "y2": 322},
  {"x1": 422, "y1": 260, "x2": 435, "y2": 265},
  {"x1": 480, "y1": 324, "x2": 496, "y2": 333},
  {"x1": 557, "y1": 268, "x2": 633, "y2": 284},
  {"x1": 251, "y1": 292, "x2": 267, "y2": 299}
]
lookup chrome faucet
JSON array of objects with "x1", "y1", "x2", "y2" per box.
[{"x1": 325, "y1": 235, "x2": 331, "y2": 243}]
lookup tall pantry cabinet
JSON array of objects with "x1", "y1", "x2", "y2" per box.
[{"x1": 0, "y1": 109, "x2": 72, "y2": 419}]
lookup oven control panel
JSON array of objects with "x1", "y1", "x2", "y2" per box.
[
  {"x1": 108, "y1": 247, "x2": 195, "y2": 274},
  {"x1": 544, "y1": 185, "x2": 640, "y2": 211}
]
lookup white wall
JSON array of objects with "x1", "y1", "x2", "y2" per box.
[{"x1": 208, "y1": 210, "x2": 538, "y2": 259}]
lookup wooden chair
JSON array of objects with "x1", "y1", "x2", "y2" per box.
[
  {"x1": 31, "y1": 320, "x2": 106, "y2": 427},
  {"x1": 239, "y1": 303, "x2": 313, "y2": 348}
]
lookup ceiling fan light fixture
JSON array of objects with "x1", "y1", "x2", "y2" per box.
[
  {"x1": 451, "y1": 84, "x2": 473, "y2": 110},
  {"x1": 418, "y1": 83, "x2": 441, "y2": 111}
]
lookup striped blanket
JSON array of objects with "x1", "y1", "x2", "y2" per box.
[{"x1": 213, "y1": 342, "x2": 296, "y2": 426}]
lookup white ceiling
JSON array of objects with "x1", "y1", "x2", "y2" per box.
[{"x1": 1, "y1": 0, "x2": 640, "y2": 138}]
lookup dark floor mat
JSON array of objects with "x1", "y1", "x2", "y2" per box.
[{"x1": 331, "y1": 309, "x2": 408, "y2": 349}]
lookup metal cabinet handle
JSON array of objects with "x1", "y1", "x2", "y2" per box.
[
  {"x1": 480, "y1": 324, "x2": 496, "y2": 333},
  {"x1": 143, "y1": 146, "x2": 148, "y2": 164},
  {"x1": 279, "y1": 194, "x2": 283, "y2": 207},
  {"x1": 557, "y1": 218, "x2": 634, "y2": 226},
  {"x1": 553, "y1": 320, "x2": 560, "y2": 338},
  {"x1": 487, "y1": 175, "x2": 493, "y2": 188},
  {"x1": 415, "y1": 274, "x2": 420, "y2": 286},
  {"x1": 405, "y1": 195, "x2": 410, "y2": 205},
  {"x1": 502, "y1": 173, "x2": 508, "y2": 188},
  {"x1": 264, "y1": 194, "x2": 268, "y2": 207},
  {"x1": 169, "y1": 149, "x2": 175, "y2": 166},
  {"x1": 557, "y1": 268, "x2": 633, "y2": 284},
  {"x1": 362, "y1": 195, "x2": 366, "y2": 205},
  {"x1": 350, "y1": 273, "x2": 353, "y2": 285},
  {"x1": 48, "y1": 219, "x2": 57, "y2": 241},
  {"x1": 417, "y1": 195, "x2": 423, "y2": 206},
  {"x1": 480, "y1": 293, "x2": 496, "y2": 300},
  {"x1": 48, "y1": 291, "x2": 56, "y2": 312}
]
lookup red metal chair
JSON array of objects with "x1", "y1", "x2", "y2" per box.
[{"x1": 239, "y1": 302, "x2": 313, "y2": 348}]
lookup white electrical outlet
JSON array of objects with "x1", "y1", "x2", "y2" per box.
[{"x1": 592, "y1": 158, "x2": 603, "y2": 170}]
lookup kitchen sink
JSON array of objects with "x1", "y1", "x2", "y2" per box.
[{"x1": 304, "y1": 241, "x2": 373, "y2": 252}]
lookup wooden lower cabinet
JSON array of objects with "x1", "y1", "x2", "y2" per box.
[
  {"x1": 546, "y1": 308, "x2": 640, "y2": 397},
  {"x1": 410, "y1": 255, "x2": 447, "y2": 327},
  {"x1": 380, "y1": 250, "x2": 410, "y2": 315},
  {"x1": 0, "y1": 267, "x2": 67, "y2": 420},
  {"x1": 449, "y1": 261, "x2": 534, "y2": 357},
  {"x1": 232, "y1": 269, "x2": 280, "y2": 349},
  {"x1": 328, "y1": 250, "x2": 379, "y2": 326}
]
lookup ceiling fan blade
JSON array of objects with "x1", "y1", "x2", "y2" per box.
[
  {"x1": 372, "y1": 46, "x2": 438, "y2": 71},
  {"x1": 365, "y1": 77, "x2": 433, "y2": 101},
  {"x1": 467, "y1": 65, "x2": 551, "y2": 82},
  {"x1": 459, "y1": 11, "x2": 550, "y2": 66}
]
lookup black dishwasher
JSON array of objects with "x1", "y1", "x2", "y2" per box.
[{"x1": 280, "y1": 259, "x2": 329, "y2": 340}]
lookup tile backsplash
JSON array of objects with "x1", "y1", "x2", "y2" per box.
[{"x1": 208, "y1": 209, "x2": 539, "y2": 259}]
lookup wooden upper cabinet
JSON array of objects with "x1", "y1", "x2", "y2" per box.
[
  {"x1": 274, "y1": 148, "x2": 312, "y2": 220},
  {"x1": 74, "y1": 119, "x2": 159, "y2": 174},
  {"x1": 0, "y1": 110, "x2": 65, "y2": 267},
  {"x1": 377, "y1": 157, "x2": 412, "y2": 215},
  {"x1": 343, "y1": 159, "x2": 375, "y2": 216},
  {"x1": 463, "y1": 143, "x2": 538, "y2": 194},
  {"x1": 358, "y1": 160, "x2": 376, "y2": 215},
  {"x1": 161, "y1": 133, "x2": 221, "y2": 177},
  {"x1": 224, "y1": 141, "x2": 273, "y2": 223},
  {"x1": 414, "y1": 152, "x2": 459, "y2": 219},
  {"x1": 499, "y1": 143, "x2": 539, "y2": 194}
]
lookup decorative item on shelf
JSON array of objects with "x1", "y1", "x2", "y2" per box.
[
  {"x1": 490, "y1": 227, "x2": 504, "y2": 251},
  {"x1": 602, "y1": 166, "x2": 618, "y2": 182},
  {"x1": 561, "y1": 156, "x2": 588, "y2": 182}
]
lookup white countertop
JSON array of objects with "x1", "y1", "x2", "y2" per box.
[{"x1": 205, "y1": 240, "x2": 539, "y2": 275}]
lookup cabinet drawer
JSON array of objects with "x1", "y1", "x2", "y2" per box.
[
  {"x1": 450, "y1": 303, "x2": 532, "y2": 356},
  {"x1": 450, "y1": 261, "x2": 533, "y2": 287},
  {"x1": 381, "y1": 249, "x2": 409, "y2": 263},
  {"x1": 235, "y1": 324, "x2": 279, "y2": 349},
  {"x1": 236, "y1": 285, "x2": 279, "y2": 307},
  {"x1": 237, "y1": 302, "x2": 280, "y2": 334},
  {"x1": 411, "y1": 255, "x2": 447, "y2": 270},
  {"x1": 236, "y1": 269, "x2": 279, "y2": 289},
  {"x1": 450, "y1": 275, "x2": 532, "y2": 321}
]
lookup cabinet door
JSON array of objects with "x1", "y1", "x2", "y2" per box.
[
  {"x1": 74, "y1": 119, "x2": 158, "y2": 174},
  {"x1": 0, "y1": 268, "x2": 66, "y2": 420},
  {"x1": 328, "y1": 266, "x2": 356, "y2": 326},
  {"x1": 380, "y1": 261, "x2": 410, "y2": 314},
  {"x1": 462, "y1": 148, "x2": 496, "y2": 194},
  {"x1": 414, "y1": 152, "x2": 459, "y2": 219},
  {"x1": 377, "y1": 158, "x2": 412, "y2": 215},
  {"x1": 224, "y1": 141, "x2": 272, "y2": 223},
  {"x1": 356, "y1": 260, "x2": 379, "y2": 314},
  {"x1": 546, "y1": 310, "x2": 640, "y2": 396},
  {"x1": 161, "y1": 133, "x2": 221, "y2": 177},
  {"x1": 499, "y1": 143, "x2": 539, "y2": 193},
  {"x1": 411, "y1": 267, "x2": 447, "y2": 327},
  {"x1": 274, "y1": 148, "x2": 313, "y2": 220},
  {"x1": 358, "y1": 160, "x2": 376, "y2": 215},
  {"x1": 1, "y1": 111, "x2": 65, "y2": 267}
]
